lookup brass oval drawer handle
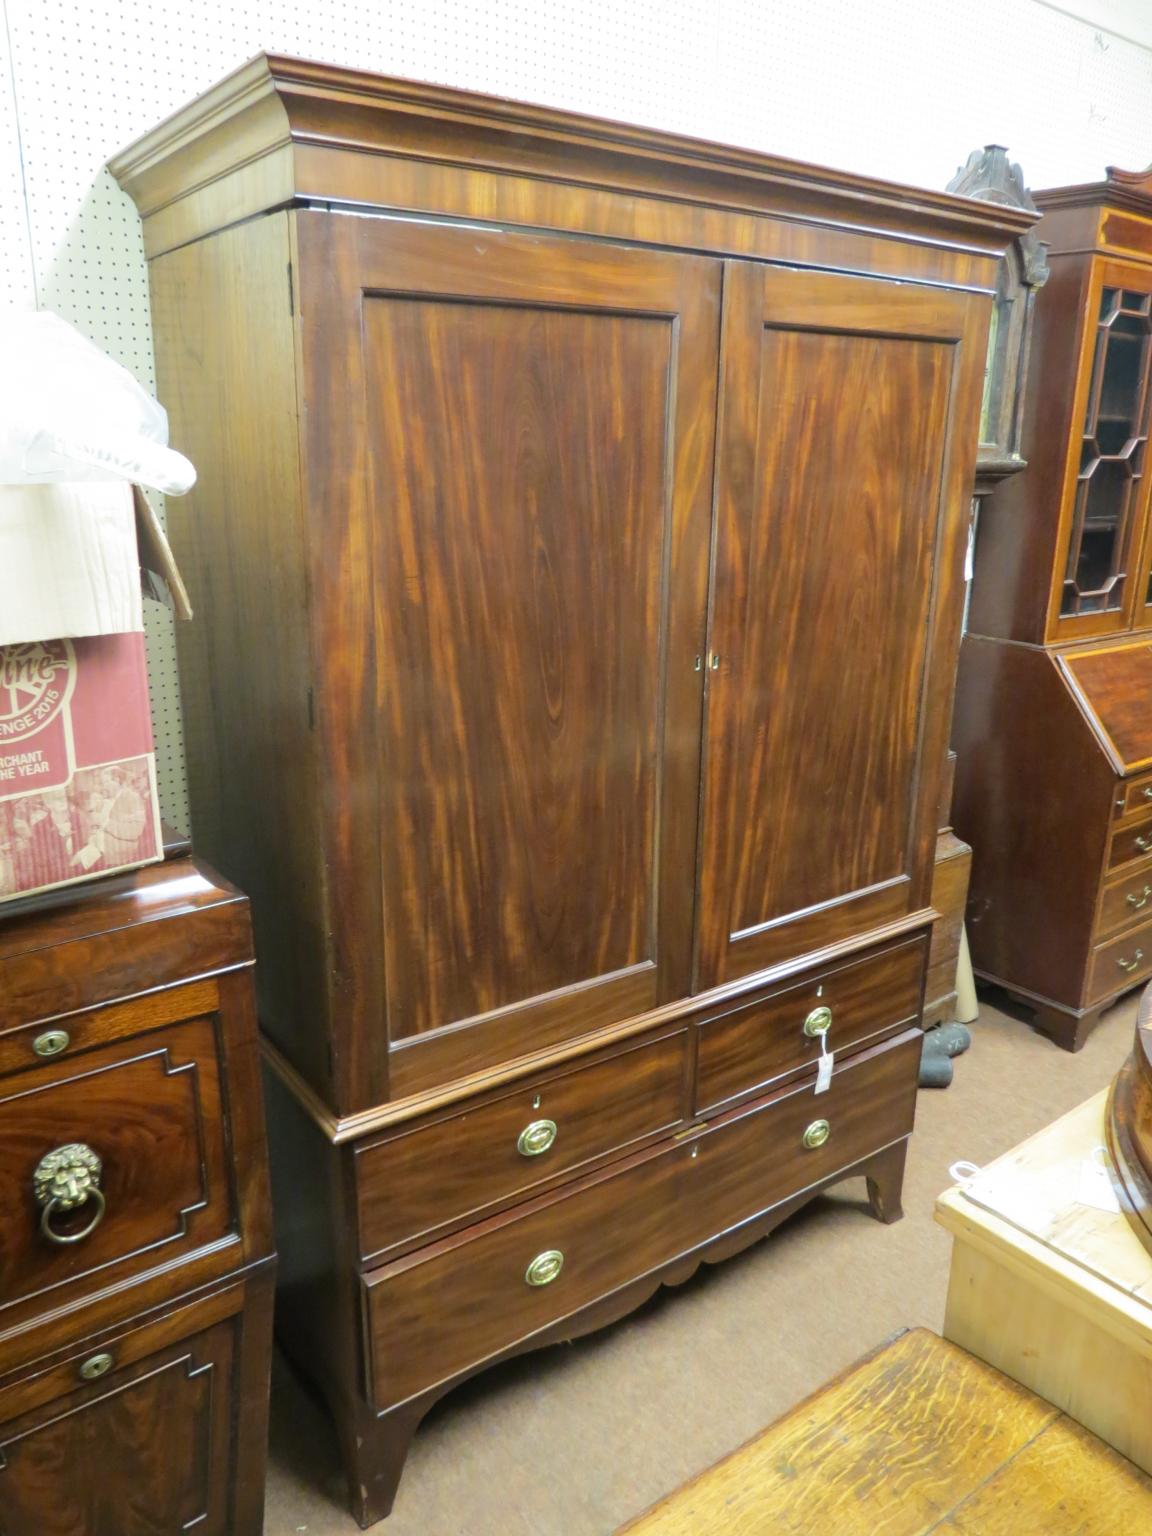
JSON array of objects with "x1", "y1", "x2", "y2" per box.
[
  {"x1": 1117, "y1": 949, "x2": 1145, "y2": 974},
  {"x1": 32, "y1": 1028, "x2": 70, "y2": 1058},
  {"x1": 34, "y1": 1143, "x2": 106, "y2": 1245},
  {"x1": 803, "y1": 1005, "x2": 832, "y2": 1038},
  {"x1": 802, "y1": 1119, "x2": 831, "y2": 1150},
  {"x1": 1142, "y1": 787, "x2": 1152, "y2": 801},
  {"x1": 1127, "y1": 886, "x2": 1152, "y2": 910},
  {"x1": 79, "y1": 1352, "x2": 114, "y2": 1382},
  {"x1": 525, "y1": 1249, "x2": 564, "y2": 1287},
  {"x1": 516, "y1": 1119, "x2": 558, "y2": 1158},
  {"x1": 1135, "y1": 835, "x2": 1152, "y2": 853}
]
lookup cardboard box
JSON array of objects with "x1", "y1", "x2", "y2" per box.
[
  {"x1": 0, "y1": 634, "x2": 161, "y2": 899},
  {"x1": 0, "y1": 481, "x2": 187, "y2": 904}
]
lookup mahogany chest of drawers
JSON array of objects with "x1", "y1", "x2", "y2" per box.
[
  {"x1": 0, "y1": 852, "x2": 275, "y2": 1534},
  {"x1": 111, "y1": 53, "x2": 1028, "y2": 1525}
]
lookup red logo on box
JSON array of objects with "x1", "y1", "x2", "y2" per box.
[{"x1": 0, "y1": 640, "x2": 74, "y2": 743}]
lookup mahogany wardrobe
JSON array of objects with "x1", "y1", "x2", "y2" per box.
[{"x1": 111, "y1": 55, "x2": 1026, "y2": 1525}]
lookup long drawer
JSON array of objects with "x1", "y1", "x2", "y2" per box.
[
  {"x1": 1115, "y1": 771, "x2": 1152, "y2": 820},
  {"x1": 362, "y1": 1030, "x2": 919, "y2": 1410},
  {"x1": 1106, "y1": 812, "x2": 1152, "y2": 873},
  {"x1": 694, "y1": 935, "x2": 925, "y2": 1114},
  {"x1": 354, "y1": 1029, "x2": 688, "y2": 1263},
  {"x1": 1087, "y1": 914, "x2": 1152, "y2": 1003},
  {"x1": 1096, "y1": 865, "x2": 1152, "y2": 941}
]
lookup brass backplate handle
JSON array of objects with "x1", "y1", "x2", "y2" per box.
[
  {"x1": 1127, "y1": 886, "x2": 1152, "y2": 910},
  {"x1": 803, "y1": 1005, "x2": 832, "y2": 1038},
  {"x1": 33, "y1": 1143, "x2": 106, "y2": 1245},
  {"x1": 1143, "y1": 786, "x2": 1152, "y2": 801},
  {"x1": 1118, "y1": 949, "x2": 1145, "y2": 974},
  {"x1": 525, "y1": 1249, "x2": 564, "y2": 1287},
  {"x1": 1136, "y1": 834, "x2": 1152, "y2": 852},
  {"x1": 517, "y1": 1119, "x2": 558, "y2": 1158},
  {"x1": 802, "y1": 1118, "x2": 831, "y2": 1150}
]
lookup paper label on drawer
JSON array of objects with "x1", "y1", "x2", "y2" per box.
[{"x1": 815, "y1": 1049, "x2": 834, "y2": 1095}]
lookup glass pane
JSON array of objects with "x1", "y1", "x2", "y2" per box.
[
  {"x1": 1097, "y1": 314, "x2": 1148, "y2": 449},
  {"x1": 1076, "y1": 460, "x2": 1132, "y2": 590},
  {"x1": 1121, "y1": 289, "x2": 1152, "y2": 314},
  {"x1": 978, "y1": 298, "x2": 1001, "y2": 442},
  {"x1": 1100, "y1": 286, "x2": 1120, "y2": 320}
]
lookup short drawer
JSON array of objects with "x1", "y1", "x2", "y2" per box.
[
  {"x1": 1107, "y1": 812, "x2": 1152, "y2": 872},
  {"x1": 1088, "y1": 916, "x2": 1152, "y2": 1003},
  {"x1": 694, "y1": 936, "x2": 926, "y2": 1114},
  {"x1": 1115, "y1": 771, "x2": 1152, "y2": 820},
  {"x1": 362, "y1": 1030, "x2": 919, "y2": 1410},
  {"x1": 1097, "y1": 866, "x2": 1152, "y2": 940},
  {"x1": 354, "y1": 1029, "x2": 687, "y2": 1262},
  {"x1": 0, "y1": 1017, "x2": 237, "y2": 1331}
]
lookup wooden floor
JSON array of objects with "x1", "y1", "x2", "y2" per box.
[{"x1": 619, "y1": 1328, "x2": 1152, "y2": 1534}]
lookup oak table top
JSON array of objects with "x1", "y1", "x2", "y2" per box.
[{"x1": 617, "y1": 1326, "x2": 1152, "y2": 1534}]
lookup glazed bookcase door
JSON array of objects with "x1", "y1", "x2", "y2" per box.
[
  {"x1": 694, "y1": 262, "x2": 984, "y2": 991},
  {"x1": 296, "y1": 213, "x2": 720, "y2": 1097},
  {"x1": 1052, "y1": 260, "x2": 1152, "y2": 640}
]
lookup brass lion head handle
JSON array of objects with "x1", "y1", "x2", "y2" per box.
[{"x1": 33, "y1": 1143, "x2": 106, "y2": 1245}]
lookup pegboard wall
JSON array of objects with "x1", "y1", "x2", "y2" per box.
[{"x1": 3, "y1": 0, "x2": 1152, "y2": 834}]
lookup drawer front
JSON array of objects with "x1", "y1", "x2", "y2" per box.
[
  {"x1": 1088, "y1": 917, "x2": 1152, "y2": 1003},
  {"x1": 1107, "y1": 812, "x2": 1152, "y2": 872},
  {"x1": 695, "y1": 936, "x2": 925, "y2": 1114},
  {"x1": 363, "y1": 1030, "x2": 919, "y2": 1409},
  {"x1": 0, "y1": 1017, "x2": 236, "y2": 1328},
  {"x1": 0, "y1": 1287, "x2": 247, "y2": 1536},
  {"x1": 355, "y1": 1029, "x2": 687, "y2": 1262},
  {"x1": 0, "y1": 977, "x2": 220, "y2": 1079},
  {"x1": 1116, "y1": 772, "x2": 1152, "y2": 820},
  {"x1": 1097, "y1": 866, "x2": 1152, "y2": 940}
]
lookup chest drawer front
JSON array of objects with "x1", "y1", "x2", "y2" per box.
[
  {"x1": 1107, "y1": 812, "x2": 1152, "y2": 872},
  {"x1": 1116, "y1": 772, "x2": 1152, "y2": 820},
  {"x1": 1088, "y1": 916, "x2": 1152, "y2": 1002},
  {"x1": 1097, "y1": 866, "x2": 1152, "y2": 940},
  {"x1": 695, "y1": 936, "x2": 925, "y2": 1114},
  {"x1": 355, "y1": 1030, "x2": 687, "y2": 1263},
  {"x1": 362, "y1": 1030, "x2": 918, "y2": 1410},
  {"x1": 0, "y1": 1017, "x2": 235, "y2": 1328}
]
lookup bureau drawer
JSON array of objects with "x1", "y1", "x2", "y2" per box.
[
  {"x1": 362, "y1": 1030, "x2": 919, "y2": 1410},
  {"x1": 1088, "y1": 917, "x2": 1152, "y2": 1003},
  {"x1": 1116, "y1": 772, "x2": 1152, "y2": 820},
  {"x1": 1107, "y1": 812, "x2": 1152, "y2": 872},
  {"x1": 355, "y1": 1029, "x2": 687, "y2": 1262},
  {"x1": 694, "y1": 936, "x2": 925, "y2": 1114},
  {"x1": 1097, "y1": 866, "x2": 1152, "y2": 940},
  {"x1": 0, "y1": 1017, "x2": 237, "y2": 1330}
]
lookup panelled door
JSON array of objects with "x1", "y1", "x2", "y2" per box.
[
  {"x1": 299, "y1": 214, "x2": 720, "y2": 1096},
  {"x1": 694, "y1": 262, "x2": 986, "y2": 991}
]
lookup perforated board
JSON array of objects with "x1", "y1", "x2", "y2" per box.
[{"x1": 2, "y1": 0, "x2": 1151, "y2": 834}]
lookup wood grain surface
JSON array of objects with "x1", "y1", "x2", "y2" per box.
[
  {"x1": 618, "y1": 1327, "x2": 1152, "y2": 1534},
  {"x1": 695, "y1": 265, "x2": 983, "y2": 989}
]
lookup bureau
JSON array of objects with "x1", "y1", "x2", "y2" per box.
[
  {"x1": 0, "y1": 850, "x2": 274, "y2": 1534},
  {"x1": 109, "y1": 53, "x2": 1027, "y2": 1524},
  {"x1": 955, "y1": 166, "x2": 1152, "y2": 1051}
]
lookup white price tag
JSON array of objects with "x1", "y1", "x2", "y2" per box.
[{"x1": 815, "y1": 1045, "x2": 834, "y2": 1095}]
